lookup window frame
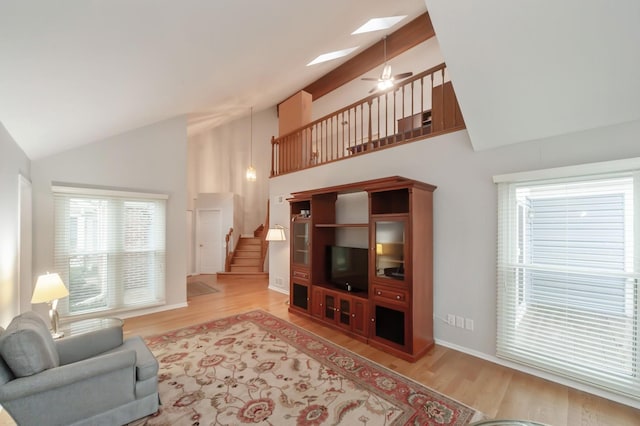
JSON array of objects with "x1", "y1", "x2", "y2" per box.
[
  {"x1": 52, "y1": 185, "x2": 168, "y2": 319},
  {"x1": 494, "y1": 158, "x2": 640, "y2": 400}
]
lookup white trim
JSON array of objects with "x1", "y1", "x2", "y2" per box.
[
  {"x1": 493, "y1": 156, "x2": 640, "y2": 183},
  {"x1": 52, "y1": 185, "x2": 168, "y2": 200},
  {"x1": 116, "y1": 302, "x2": 188, "y2": 320},
  {"x1": 268, "y1": 284, "x2": 288, "y2": 295},
  {"x1": 434, "y1": 338, "x2": 640, "y2": 410},
  {"x1": 18, "y1": 174, "x2": 32, "y2": 315}
]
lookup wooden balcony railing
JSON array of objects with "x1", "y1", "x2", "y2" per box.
[{"x1": 271, "y1": 63, "x2": 464, "y2": 177}]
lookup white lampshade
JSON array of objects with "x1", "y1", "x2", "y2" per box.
[
  {"x1": 31, "y1": 272, "x2": 69, "y2": 303},
  {"x1": 266, "y1": 226, "x2": 286, "y2": 241}
]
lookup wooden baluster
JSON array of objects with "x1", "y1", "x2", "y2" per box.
[
  {"x1": 270, "y1": 136, "x2": 275, "y2": 176},
  {"x1": 420, "y1": 76, "x2": 425, "y2": 136},
  {"x1": 367, "y1": 100, "x2": 372, "y2": 149},
  {"x1": 409, "y1": 81, "x2": 417, "y2": 138}
]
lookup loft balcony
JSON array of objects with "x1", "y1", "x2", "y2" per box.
[{"x1": 270, "y1": 63, "x2": 465, "y2": 177}]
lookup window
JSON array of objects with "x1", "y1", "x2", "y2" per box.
[
  {"x1": 495, "y1": 163, "x2": 639, "y2": 399},
  {"x1": 53, "y1": 186, "x2": 166, "y2": 317}
]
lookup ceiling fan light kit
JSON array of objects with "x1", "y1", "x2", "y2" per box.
[{"x1": 363, "y1": 35, "x2": 413, "y2": 93}]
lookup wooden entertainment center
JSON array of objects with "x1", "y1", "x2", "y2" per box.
[{"x1": 288, "y1": 176, "x2": 436, "y2": 362}]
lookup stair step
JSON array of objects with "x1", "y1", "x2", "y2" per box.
[
  {"x1": 238, "y1": 237, "x2": 262, "y2": 244},
  {"x1": 230, "y1": 265, "x2": 263, "y2": 273},
  {"x1": 232, "y1": 258, "x2": 262, "y2": 266},
  {"x1": 234, "y1": 251, "x2": 260, "y2": 258},
  {"x1": 237, "y1": 244, "x2": 261, "y2": 250}
]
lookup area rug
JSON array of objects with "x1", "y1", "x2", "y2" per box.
[
  {"x1": 132, "y1": 310, "x2": 483, "y2": 425},
  {"x1": 187, "y1": 281, "x2": 220, "y2": 298}
]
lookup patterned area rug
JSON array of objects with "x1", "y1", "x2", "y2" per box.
[
  {"x1": 132, "y1": 310, "x2": 483, "y2": 425},
  {"x1": 187, "y1": 281, "x2": 220, "y2": 298}
]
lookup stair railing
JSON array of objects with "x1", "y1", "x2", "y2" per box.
[
  {"x1": 260, "y1": 200, "x2": 270, "y2": 270},
  {"x1": 271, "y1": 62, "x2": 465, "y2": 177},
  {"x1": 224, "y1": 227, "x2": 234, "y2": 272}
]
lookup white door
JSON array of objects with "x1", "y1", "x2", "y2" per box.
[{"x1": 197, "y1": 209, "x2": 223, "y2": 274}]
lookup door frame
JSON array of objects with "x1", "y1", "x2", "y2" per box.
[
  {"x1": 18, "y1": 174, "x2": 32, "y2": 314},
  {"x1": 195, "y1": 208, "x2": 223, "y2": 274}
]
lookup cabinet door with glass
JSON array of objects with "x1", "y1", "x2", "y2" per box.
[
  {"x1": 372, "y1": 217, "x2": 408, "y2": 283},
  {"x1": 291, "y1": 219, "x2": 310, "y2": 267}
]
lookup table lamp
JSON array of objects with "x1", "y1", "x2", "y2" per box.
[{"x1": 31, "y1": 272, "x2": 70, "y2": 338}]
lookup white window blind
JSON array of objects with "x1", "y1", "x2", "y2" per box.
[
  {"x1": 53, "y1": 186, "x2": 166, "y2": 317},
  {"x1": 496, "y1": 171, "x2": 639, "y2": 399}
]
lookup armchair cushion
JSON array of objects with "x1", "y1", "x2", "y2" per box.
[
  {"x1": 56, "y1": 325, "x2": 124, "y2": 365},
  {"x1": 0, "y1": 312, "x2": 59, "y2": 377},
  {"x1": 0, "y1": 327, "x2": 15, "y2": 385}
]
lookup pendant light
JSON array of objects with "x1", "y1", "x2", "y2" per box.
[{"x1": 246, "y1": 106, "x2": 257, "y2": 181}]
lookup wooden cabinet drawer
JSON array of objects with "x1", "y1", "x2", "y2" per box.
[
  {"x1": 292, "y1": 269, "x2": 309, "y2": 280},
  {"x1": 372, "y1": 285, "x2": 408, "y2": 304}
]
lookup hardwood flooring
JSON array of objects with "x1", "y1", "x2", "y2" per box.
[{"x1": 121, "y1": 275, "x2": 640, "y2": 426}]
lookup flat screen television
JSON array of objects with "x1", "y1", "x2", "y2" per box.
[{"x1": 326, "y1": 246, "x2": 369, "y2": 293}]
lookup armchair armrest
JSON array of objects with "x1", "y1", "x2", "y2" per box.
[
  {"x1": 0, "y1": 348, "x2": 135, "y2": 402},
  {"x1": 55, "y1": 325, "x2": 124, "y2": 365}
]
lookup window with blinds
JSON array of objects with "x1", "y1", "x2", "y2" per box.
[
  {"x1": 496, "y1": 171, "x2": 639, "y2": 399},
  {"x1": 53, "y1": 186, "x2": 167, "y2": 317}
]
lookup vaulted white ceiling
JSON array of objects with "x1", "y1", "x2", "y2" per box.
[
  {"x1": 2, "y1": 1, "x2": 639, "y2": 160},
  {"x1": 0, "y1": 0, "x2": 427, "y2": 159},
  {"x1": 426, "y1": 0, "x2": 640, "y2": 151}
]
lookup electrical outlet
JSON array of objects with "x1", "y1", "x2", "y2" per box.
[
  {"x1": 275, "y1": 277, "x2": 283, "y2": 286},
  {"x1": 456, "y1": 316, "x2": 464, "y2": 328},
  {"x1": 465, "y1": 318, "x2": 474, "y2": 331},
  {"x1": 447, "y1": 314, "x2": 456, "y2": 326}
]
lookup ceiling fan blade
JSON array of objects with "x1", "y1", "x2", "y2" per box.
[
  {"x1": 393, "y1": 72, "x2": 413, "y2": 80},
  {"x1": 361, "y1": 77, "x2": 380, "y2": 81}
]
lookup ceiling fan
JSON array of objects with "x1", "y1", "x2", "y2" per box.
[{"x1": 362, "y1": 35, "x2": 413, "y2": 93}]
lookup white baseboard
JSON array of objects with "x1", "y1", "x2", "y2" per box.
[
  {"x1": 268, "y1": 284, "x2": 289, "y2": 295},
  {"x1": 434, "y1": 338, "x2": 640, "y2": 410},
  {"x1": 117, "y1": 302, "x2": 189, "y2": 320}
]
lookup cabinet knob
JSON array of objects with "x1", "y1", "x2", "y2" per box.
[
  {"x1": 351, "y1": 313, "x2": 355, "y2": 317},
  {"x1": 336, "y1": 309, "x2": 340, "y2": 312},
  {"x1": 396, "y1": 295, "x2": 401, "y2": 300},
  {"x1": 320, "y1": 304, "x2": 323, "y2": 307},
  {"x1": 377, "y1": 291, "x2": 381, "y2": 295},
  {"x1": 370, "y1": 318, "x2": 375, "y2": 322}
]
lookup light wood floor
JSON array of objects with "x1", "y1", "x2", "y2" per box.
[{"x1": 122, "y1": 275, "x2": 640, "y2": 426}]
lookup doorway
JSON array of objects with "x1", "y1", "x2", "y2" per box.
[{"x1": 196, "y1": 209, "x2": 223, "y2": 274}]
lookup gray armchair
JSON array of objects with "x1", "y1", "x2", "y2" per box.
[{"x1": 0, "y1": 311, "x2": 159, "y2": 425}]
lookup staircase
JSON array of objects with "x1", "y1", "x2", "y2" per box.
[
  {"x1": 217, "y1": 235, "x2": 268, "y2": 280},
  {"x1": 217, "y1": 202, "x2": 271, "y2": 281},
  {"x1": 229, "y1": 236, "x2": 263, "y2": 272}
]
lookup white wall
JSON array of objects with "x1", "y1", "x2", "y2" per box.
[
  {"x1": 0, "y1": 122, "x2": 31, "y2": 326},
  {"x1": 269, "y1": 119, "x2": 640, "y2": 406},
  {"x1": 31, "y1": 116, "x2": 188, "y2": 315},
  {"x1": 187, "y1": 108, "x2": 276, "y2": 235}
]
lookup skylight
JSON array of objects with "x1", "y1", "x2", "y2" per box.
[
  {"x1": 351, "y1": 16, "x2": 407, "y2": 35},
  {"x1": 307, "y1": 47, "x2": 359, "y2": 66}
]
